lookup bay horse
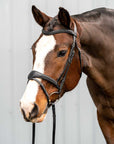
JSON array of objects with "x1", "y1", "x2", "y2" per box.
[{"x1": 20, "y1": 6, "x2": 114, "y2": 144}]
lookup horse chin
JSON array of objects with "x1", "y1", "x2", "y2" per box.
[{"x1": 31, "y1": 113, "x2": 47, "y2": 123}]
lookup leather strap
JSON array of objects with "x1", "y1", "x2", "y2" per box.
[
  {"x1": 32, "y1": 123, "x2": 35, "y2": 144},
  {"x1": 42, "y1": 29, "x2": 77, "y2": 37},
  {"x1": 28, "y1": 71, "x2": 60, "y2": 89}
]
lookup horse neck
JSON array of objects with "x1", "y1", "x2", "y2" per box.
[
  {"x1": 80, "y1": 21, "x2": 112, "y2": 57},
  {"x1": 74, "y1": 17, "x2": 114, "y2": 93},
  {"x1": 76, "y1": 16, "x2": 114, "y2": 67}
]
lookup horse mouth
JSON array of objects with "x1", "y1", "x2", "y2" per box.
[
  {"x1": 31, "y1": 113, "x2": 47, "y2": 123},
  {"x1": 21, "y1": 109, "x2": 47, "y2": 123}
]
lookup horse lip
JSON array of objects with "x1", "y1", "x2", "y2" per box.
[
  {"x1": 31, "y1": 113, "x2": 47, "y2": 123},
  {"x1": 20, "y1": 103, "x2": 48, "y2": 123},
  {"x1": 29, "y1": 108, "x2": 48, "y2": 123},
  {"x1": 20, "y1": 108, "x2": 47, "y2": 123}
]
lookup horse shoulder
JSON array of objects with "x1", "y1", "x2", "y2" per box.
[{"x1": 86, "y1": 76, "x2": 114, "y2": 120}]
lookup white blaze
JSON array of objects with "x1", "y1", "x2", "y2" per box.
[
  {"x1": 33, "y1": 35, "x2": 56, "y2": 73},
  {"x1": 21, "y1": 35, "x2": 56, "y2": 107}
]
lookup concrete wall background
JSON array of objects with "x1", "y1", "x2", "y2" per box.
[{"x1": 0, "y1": 0, "x2": 114, "y2": 144}]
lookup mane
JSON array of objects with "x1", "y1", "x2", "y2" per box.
[
  {"x1": 46, "y1": 8, "x2": 114, "y2": 30},
  {"x1": 72, "y1": 7, "x2": 114, "y2": 22}
]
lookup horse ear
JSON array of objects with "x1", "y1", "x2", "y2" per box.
[
  {"x1": 58, "y1": 7, "x2": 72, "y2": 29},
  {"x1": 32, "y1": 5, "x2": 50, "y2": 27}
]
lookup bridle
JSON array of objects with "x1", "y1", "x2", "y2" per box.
[
  {"x1": 28, "y1": 24, "x2": 81, "y2": 107},
  {"x1": 28, "y1": 23, "x2": 82, "y2": 144}
]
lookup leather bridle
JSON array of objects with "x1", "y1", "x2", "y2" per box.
[
  {"x1": 28, "y1": 23, "x2": 82, "y2": 144},
  {"x1": 28, "y1": 24, "x2": 81, "y2": 107}
]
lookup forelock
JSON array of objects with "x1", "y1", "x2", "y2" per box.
[{"x1": 46, "y1": 16, "x2": 60, "y2": 31}]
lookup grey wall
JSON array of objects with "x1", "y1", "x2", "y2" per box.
[{"x1": 0, "y1": 0, "x2": 114, "y2": 144}]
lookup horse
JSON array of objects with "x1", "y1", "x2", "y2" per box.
[{"x1": 20, "y1": 6, "x2": 114, "y2": 144}]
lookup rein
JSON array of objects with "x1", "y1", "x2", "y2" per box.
[{"x1": 28, "y1": 23, "x2": 82, "y2": 144}]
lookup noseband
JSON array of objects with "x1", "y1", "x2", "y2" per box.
[{"x1": 28, "y1": 24, "x2": 82, "y2": 144}]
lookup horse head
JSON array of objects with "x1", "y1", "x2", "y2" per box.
[{"x1": 20, "y1": 6, "x2": 82, "y2": 123}]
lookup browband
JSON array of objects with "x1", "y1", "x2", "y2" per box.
[{"x1": 42, "y1": 29, "x2": 77, "y2": 37}]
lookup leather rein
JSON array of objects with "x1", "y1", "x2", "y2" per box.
[{"x1": 28, "y1": 23, "x2": 82, "y2": 144}]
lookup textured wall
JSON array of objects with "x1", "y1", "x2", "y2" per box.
[{"x1": 0, "y1": 0, "x2": 114, "y2": 144}]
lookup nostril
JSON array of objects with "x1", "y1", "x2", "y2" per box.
[
  {"x1": 21, "y1": 109, "x2": 29, "y2": 122},
  {"x1": 29, "y1": 103, "x2": 39, "y2": 119}
]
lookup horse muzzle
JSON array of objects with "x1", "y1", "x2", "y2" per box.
[
  {"x1": 20, "y1": 101, "x2": 39, "y2": 122},
  {"x1": 20, "y1": 101, "x2": 48, "y2": 123}
]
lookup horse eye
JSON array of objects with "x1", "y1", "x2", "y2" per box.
[{"x1": 57, "y1": 50, "x2": 67, "y2": 57}]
